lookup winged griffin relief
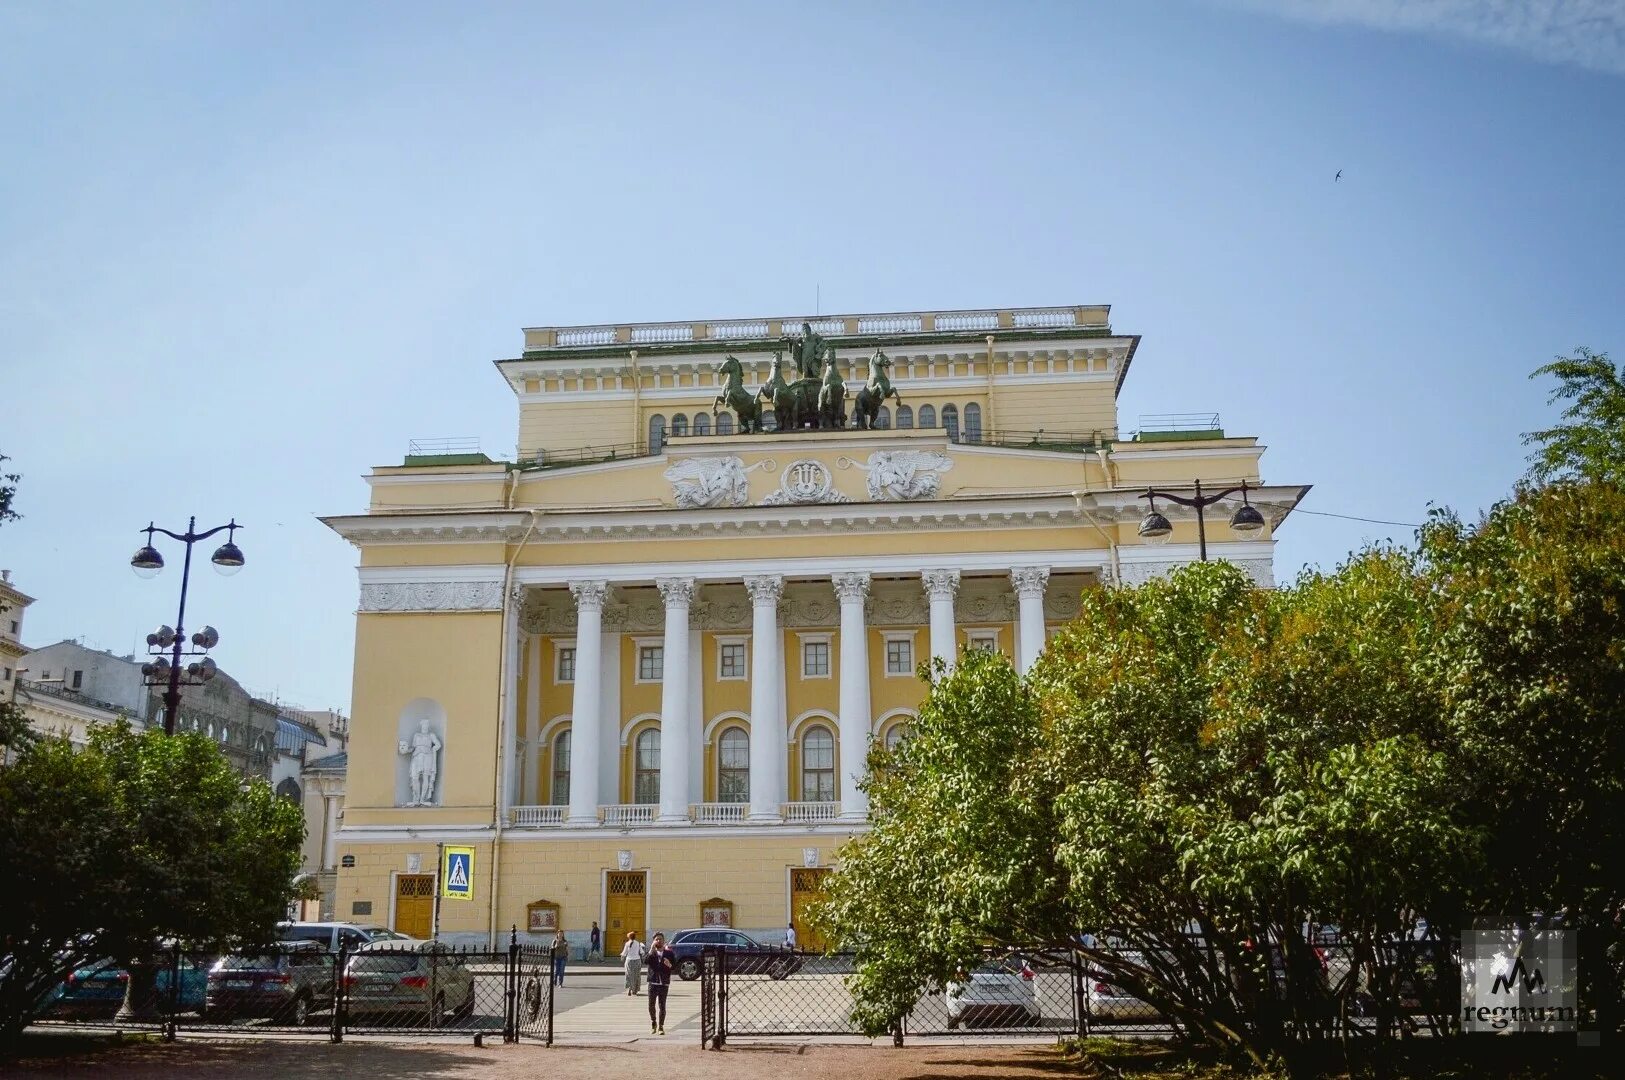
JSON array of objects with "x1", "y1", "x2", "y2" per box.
[{"x1": 841, "y1": 450, "x2": 955, "y2": 501}]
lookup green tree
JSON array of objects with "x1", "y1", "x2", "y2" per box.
[
  {"x1": 1523, "y1": 347, "x2": 1625, "y2": 485},
  {"x1": 0, "y1": 722, "x2": 303, "y2": 1048},
  {"x1": 0, "y1": 452, "x2": 28, "y2": 758},
  {"x1": 0, "y1": 452, "x2": 17, "y2": 528}
]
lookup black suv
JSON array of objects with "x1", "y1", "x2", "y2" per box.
[
  {"x1": 205, "y1": 941, "x2": 334, "y2": 1025},
  {"x1": 667, "y1": 929, "x2": 799, "y2": 982}
]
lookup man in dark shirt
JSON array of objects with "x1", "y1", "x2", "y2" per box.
[{"x1": 645, "y1": 931, "x2": 675, "y2": 1034}]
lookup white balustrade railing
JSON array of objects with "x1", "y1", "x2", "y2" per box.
[
  {"x1": 708, "y1": 320, "x2": 770, "y2": 340},
  {"x1": 630, "y1": 324, "x2": 693, "y2": 344},
  {"x1": 857, "y1": 314, "x2": 922, "y2": 334},
  {"x1": 1011, "y1": 307, "x2": 1078, "y2": 328},
  {"x1": 690, "y1": 802, "x2": 749, "y2": 825},
  {"x1": 555, "y1": 326, "x2": 618, "y2": 347},
  {"x1": 780, "y1": 801, "x2": 841, "y2": 824},
  {"x1": 509, "y1": 805, "x2": 566, "y2": 827},
  {"x1": 600, "y1": 804, "x2": 658, "y2": 826},
  {"x1": 935, "y1": 311, "x2": 1000, "y2": 331}
]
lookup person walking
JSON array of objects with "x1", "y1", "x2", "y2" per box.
[
  {"x1": 589, "y1": 921, "x2": 602, "y2": 962},
  {"x1": 551, "y1": 928, "x2": 568, "y2": 986},
  {"x1": 784, "y1": 922, "x2": 798, "y2": 951},
  {"x1": 645, "y1": 931, "x2": 675, "y2": 1035},
  {"x1": 620, "y1": 931, "x2": 645, "y2": 995}
]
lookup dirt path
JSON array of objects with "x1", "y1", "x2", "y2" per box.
[{"x1": 6, "y1": 1035, "x2": 1084, "y2": 1079}]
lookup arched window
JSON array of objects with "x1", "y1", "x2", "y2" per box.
[
  {"x1": 671, "y1": 413, "x2": 689, "y2": 437},
  {"x1": 896, "y1": 404, "x2": 913, "y2": 429},
  {"x1": 718, "y1": 726, "x2": 749, "y2": 803},
  {"x1": 876, "y1": 405, "x2": 890, "y2": 429},
  {"x1": 551, "y1": 729, "x2": 571, "y2": 806},
  {"x1": 716, "y1": 411, "x2": 734, "y2": 435},
  {"x1": 648, "y1": 414, "x2": 667, "y2": 453},
  {"x1": 801, "y1": 726, "x2": 835, "y2": 803},
  {"x1": 884, "y1": 724, "x2": 911, "y2": 751},
  {"x1": 964, "y1": 402, "x2": 982, "y2": 443},
  {"x1": 942, "y1": 404, "x2": 960, "y2": 441},
  {"x1": 634, "y1": 728, "x2": 661, "y2": 804},
  {"x1": 693, "y1": 412, "x2": 711, "y2": 436},
  {"x1": 917, "y1": 404, "x2": 936, "y2": 429}
]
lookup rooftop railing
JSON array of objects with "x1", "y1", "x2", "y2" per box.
[{"x1": 525, "y1": 306, "x2": 1110, "y2": 351}]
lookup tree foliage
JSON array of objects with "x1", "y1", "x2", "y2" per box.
[
  {"x1": 0, "y1": 723, "x2": 304, "y2": 1046},
  {"x1": 0, "y1": 451, "x2": 17, "y2": 528},
  {"x1": 1523, "y1": 347, "x2": 1625, "y2": 486}
]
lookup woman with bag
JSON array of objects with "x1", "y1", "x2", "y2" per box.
[{"x1": 620, "y1": 930, "x2": 645, "y2": 995}]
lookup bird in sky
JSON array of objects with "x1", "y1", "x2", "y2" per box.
[{"x1": 1335, "y1": 170, "x2": 1343, "y2": 181}]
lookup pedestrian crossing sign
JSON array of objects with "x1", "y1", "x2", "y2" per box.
[{"x1": 441, "y1": 845, "x2": 475, "y2": 901}]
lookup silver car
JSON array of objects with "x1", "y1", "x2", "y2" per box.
[{"x1": 341, "y1": 939, "x2": 475, "y2": 1026}]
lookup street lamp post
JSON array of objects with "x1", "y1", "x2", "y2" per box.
[
  {"x1": 130, "y1": 517, "x2": 244, "y2": 735},
  {"x1": 1136, "y1": 479, "x2": 1265, "y2": 561}
]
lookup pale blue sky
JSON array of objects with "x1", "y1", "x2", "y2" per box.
[{"x1": 2, "y1": 1, "x2": 1621, "y2": 713}]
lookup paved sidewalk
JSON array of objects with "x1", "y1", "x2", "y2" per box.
[{"x1": 6, "y1": 1035, "x2": 1075, "y2": 1078}]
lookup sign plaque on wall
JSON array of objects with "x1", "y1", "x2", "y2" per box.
[
  {"x1": 527, "y1": 900, "x2": 561, "y2": 934},
  {"x1": 341, "y1": 854, "x2": 356, "y2": 868}
]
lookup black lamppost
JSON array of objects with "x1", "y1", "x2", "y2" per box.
[
  {"x1": 130, "y1": 517, "x2": 244, "y2": 735},
  {"x1": 1137, "y1": 480, "x2": 1265, "y2": 561}
]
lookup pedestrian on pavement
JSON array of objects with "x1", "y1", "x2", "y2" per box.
[
  {"x1": 784, "y1": 922, "x2": 798, "y2": 951},
  {"x1": 589, "y1": 921, "x2": 602, "y2": 961},
  {"x1": 551, "y1": 929, "x2": 568, "y2": 986},
  {"x1": 621, "y1": 930, "x2": 645, "y2": 995},
  {"x1": 645, "y1": 931, "x2": 675, "y2": 1035}
]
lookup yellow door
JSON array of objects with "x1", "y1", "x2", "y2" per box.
[
  {"x1": 394, "y1": 874, "x2": 435, "y2": 939},
  {"x1": 606, "y1": 871, "x2": 647, "y2": 944},
  {"x1": 790, "y1": 868, "x2": 831, "y2": 953}
]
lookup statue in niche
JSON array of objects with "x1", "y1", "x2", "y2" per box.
[{"x1": 398, "y1": 719, "x2": 443, "y2": 806}]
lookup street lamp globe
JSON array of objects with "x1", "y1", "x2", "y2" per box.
[
  {"x1": 130, "y1": 545, "x2": 165, "y2": 578},
  {"x1": 211, "y1": 540, "x2": 245, "y2": 576},
  {"x1": 1138, "y1": 508, "x2": 1173, "y2": 545},
  {"x1": 1229, "y1": 503, "x2": 1265, "y2": 534}
]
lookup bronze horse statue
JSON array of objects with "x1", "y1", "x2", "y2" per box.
[
  {"x1": 852, "y1": 351, "x2": 900, "y2": 430},
  {"x1": 760, "y1": 351, "x2": 819, "y2": 431},
  {"x1": 713, "y1": 356, "x2": 763, "y2": 433},
  {"x1": 818, "y1": 354, "x2": 847, "y2": 429}
]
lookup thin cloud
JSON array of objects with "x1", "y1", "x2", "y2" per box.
[{"x1": 1218, "y1": 0, "x2": 1625, "y2": 76}]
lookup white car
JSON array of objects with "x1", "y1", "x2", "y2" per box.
[
  {"x1": 944, "y1": 955, "x2": 1040, "y2": 1029},
  {"x1": 1083, "y1": 953, "x2": 1163, "y2": 1022}
]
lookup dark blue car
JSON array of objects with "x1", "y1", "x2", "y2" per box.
[
  {"x1": 43, "y1": 957, "x2": 209, "y2": 1018},
  {"x1": 667, "y1": 929, "x2": 799, "y2": 982}
]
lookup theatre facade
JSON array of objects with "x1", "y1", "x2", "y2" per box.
[{"x1": 322, "y1": 305, "x2": 1309, "y2": 949}]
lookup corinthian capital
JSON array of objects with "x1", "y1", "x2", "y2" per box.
[
  {"x1": 743, "y1": 574, "x2": 785, "y2": 607},
  {"x1": 568, "y1": 579, "x2": 610, "y2": 612},
  {"x1": 831, "y1": 572, "x2": 871, "y2": 605},
  {"x1": 921, "y1": 569, "x2": 961, "y2": 602},
  {"x1": 1009, "y1": 565, "x2": 1051, "y2": 600},
  {"x1": 656, "y1": 576, "x2": 698, "y2": 608}
]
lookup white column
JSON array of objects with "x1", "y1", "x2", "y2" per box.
[
  {"x1": 1011, "y1": 566, "x2": 1051, "y2": 674},
  {"x1": 656, "y1": 577, "x2": 696, "y2": 821},
  {"x1": 922, "y1": 569, "x2": 961, "y2": 669},
  {"x1": 745, "y1": 574, "x2": 786, "y2": 820},
  {"x1": 321, "y1": 794, "x2": 341, "y2": 870},
  {"x1": 567, "y1": 580, "x2": 608, "y2": 823},
  {"x1": 833, "y1": 572, "x2": 872, "y2": 821}
]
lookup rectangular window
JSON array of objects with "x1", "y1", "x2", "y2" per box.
[
  {"x1": 556, "y1": 646, "x2": 576, "y2": 683},
  {"x1": 967, "y1": 632, "x2": 998, "y2": 654},
  {"x1": 8, "y1": 621, "x2": 16, "y2": 634},
  {"x1": 638, "y1": 645, "x2": 664, "y2": 682},
  {"x1": 885, "y1": 638, "x2": 913, "y2": 675},
  {"x1": 71, "y1": 670, "x2": 83, "y2": 690},
  {"x1": 718, "y1": 642, "x2": 747, "y2": 680},
  {"x1": 3, "y1": 668, "x2": 10, "y2": 681},
  {"x1": 802, "y1": 641, "x2": 830, "y2": 678}
]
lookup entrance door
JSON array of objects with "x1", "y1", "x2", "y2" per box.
[
  {"x1": 790, "y1": 868, "x2": 831, "y2": 953},
  {"x1": 606, "y1": 871, "x2": 647, "y2": 945},
  {"x1": 394, "y1": 874, "x2": 435, "y2": 939}
]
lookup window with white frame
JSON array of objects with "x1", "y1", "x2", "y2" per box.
[
  {"x1": 555, "y1": 645, "x2": 576, "y2": 683},
  {"x1": 634, "y1": 728, "x2": 660, "y2": 804},
  {"x1": 550, "y1": 729, "x2": 571, "y2": 806},
  {"x1": 966, "y1": 630, "x2": 999, "y2": 653},
  {"x1": 717, "y1": 726, "x2": 749, "y2": 803},
  {"x1": 801, "y1": 639, "x2": 830, "y2": 678},
  {"x1": 884, "y1": 636, "x2": 914, "y2": 676},
  {"x1": 717, "y1": 640, "x2": 747, "y2": 680},
  {"x1": 883, "y1": 723, "x2": 911, "y2": 751},
  {"x1": 638, "y1": 644, "x2": 664, "y2": 682},
  {"x1": 801, "y1": 725, "x2": 836, "y2": 802}
]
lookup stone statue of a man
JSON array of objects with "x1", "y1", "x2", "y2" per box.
[{"x1": 398, "y1": 719, "x2": 442, "y2": 806}]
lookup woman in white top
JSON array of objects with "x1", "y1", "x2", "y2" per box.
[{"x1": 620, "y1": 931, "x2": 645, "y2": 995}]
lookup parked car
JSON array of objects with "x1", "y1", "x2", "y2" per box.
[
  {"x1": 944, "y1": 955, "x2": 1040, "y2": 1029},
  {"x1": 276, "y1": 921, "x2": 404, "y2": 953},
  {"x1": 205, "y1": 942, "x2": 333, "y2": 1025},
  {"x1": 341, "y1": 939, "x2": 475, "y2": 1026},
  {"x1": 43, "y1": 956, "x2": 209, "y2": 1018},
  {"x1": 1083, "y1": 952, "x2": 1164, "y2": 1023},
  {"x1": 667, "y1": 929, "x2": 799, "y2": 982}
]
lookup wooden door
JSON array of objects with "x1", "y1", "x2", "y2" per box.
[
  {"x1": 790, "y1": 868, "x2": 831, "y2": 953},
  {"x1": 394, "y1": 874, "x2": 435, "y2": 939},
  {"x1": 606, "y1": 871, "x2": 647, "y2": 945}
]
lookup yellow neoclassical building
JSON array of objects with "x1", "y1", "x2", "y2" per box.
[{"x1": 323, "y1": 305, "x2": 1309, "y2": 950}]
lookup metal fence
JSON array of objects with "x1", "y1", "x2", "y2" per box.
[{"x1": 34, "y1": 933, "x2": 555, "y2": 1045}]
